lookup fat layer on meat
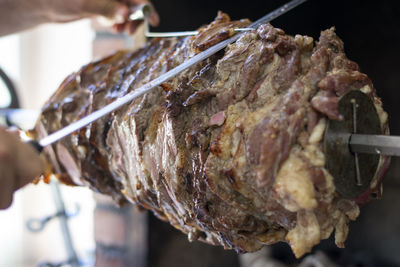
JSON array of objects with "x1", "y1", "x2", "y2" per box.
[{"x1": 35, "y1": 12, "x2": 389, "y2": 257}]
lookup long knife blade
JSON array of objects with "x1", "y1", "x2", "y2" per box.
[
  {"x1": 350, "y1": 134, "x2": 400, "y2": 157},
  {"x1": 38, "y1": 0, "x2": 308, "y2": 148}
]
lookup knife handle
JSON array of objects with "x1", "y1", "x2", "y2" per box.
[
  {"x1": 27, "y1": 139, "x2": 43, "y2": 153},
  {"x1": 129, "y1": 4, "x2": 151, "y2": 21}
]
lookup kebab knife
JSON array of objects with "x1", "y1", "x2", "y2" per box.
[{"x1": 27, "y1": 0, "x2": 309, "y2": 151}]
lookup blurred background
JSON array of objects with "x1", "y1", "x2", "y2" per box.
[{"x1": 0, "y1": 0, "x2": 399, "y2": 266}]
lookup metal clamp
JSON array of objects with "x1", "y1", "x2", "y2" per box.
[{"x1": 324, "y1": 90, "x2": 381, "y2": 199}]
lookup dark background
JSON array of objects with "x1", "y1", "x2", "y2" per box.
[{"x1": 147, "y1": 1, "x2": 400, "y2": 266}]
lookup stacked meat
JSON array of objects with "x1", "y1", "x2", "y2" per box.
[{"x1": 35, "y1": 13, "x2": 389, "y2": 257}]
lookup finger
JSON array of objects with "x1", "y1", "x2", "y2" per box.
[
  {"x1": 0, "y1": 127, "x2": 44, "y2": 190},
  {"x1": 113, "y1": 5, "x2": 130, "y2": 23},
  {"x1": 147, "y1": 9, "x2": 160, "y2": 27},
  {"x1": 0, "y1": 138, "x2": 16, "y2": 209},
  {"x1": 146, "y1": 3, "x2": 160, "y2": 27},
  {"x1": 129, "y1": 0, "x2": 150, "y2": 5},
  {"x1": 0, "y1": 163, "x2": 15, "y2": 210},
  {"x1": 127, "y1": 20, "x2": 142, "y2": 34},
  {"x1": 112, "y1": 22, "x2": 127, "y2": 33},
  {"x1": 83, "y1": 0, "x2": 127, "y2": 19}
]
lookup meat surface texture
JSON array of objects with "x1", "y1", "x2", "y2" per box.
[{"x1": 35, "y1": 13, "x2": 389, "y2": 257}]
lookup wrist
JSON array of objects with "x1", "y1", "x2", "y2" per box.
[{"x1": 31, "y1": 0, "x2": 86, "y2": 23}]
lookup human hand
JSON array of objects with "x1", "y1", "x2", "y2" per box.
[
  {"x1": 0, "y1": 128, "x2": 44, "y2": 209},
  {"x1": 43, "y1": 0, "x2": 159, "y2": 34}
]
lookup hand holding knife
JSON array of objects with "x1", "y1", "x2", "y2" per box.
[
  {"x1": 99, "y1": 1, "x2": 159, "y2": 34},
  {"x1": 0, "y1": 127, "x2": 44, "y2": 209}
]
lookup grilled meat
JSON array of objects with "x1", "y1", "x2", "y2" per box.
[{"x1": 35, "y1": 12, "x2": 389, "y2": 257}]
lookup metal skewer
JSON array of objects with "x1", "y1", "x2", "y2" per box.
[
  {"x1": 144, "y1": 26, "x2": 255, "y2": 38},
  {"x1": 145, "y1": 29, "x2": 200, "y2": 37},
  {"x1": 351, "y1": 98, "x2": 362, "y2": 186}
]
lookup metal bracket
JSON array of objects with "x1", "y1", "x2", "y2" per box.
[
  {"x1": 38, "y1": 259, "x2": 80, "y2": 267},
  {"x1": 26, "y1": 203, "x2": 80, "y2": 233},
  {"x1": 26, "y1": 181, "x2": 81, "y2": 267},
  {"x1": 324, "y1": 90, "x2": 382, "y2": 199}
]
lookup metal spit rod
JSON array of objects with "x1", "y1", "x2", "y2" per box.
[
  {"x1": 350, "y1": 134, "x2": 400, "y2": 157},
  {"x1": 129, "y1": 4, "x2": 267, "y2": 38}
]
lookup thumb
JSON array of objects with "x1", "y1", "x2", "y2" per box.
[{"x1": 14, "y1": 139, "x2": 44, "y2": 190}]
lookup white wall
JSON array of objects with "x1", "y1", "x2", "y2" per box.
[{"x1": 19, "y1": 20, "x2": 94, "y2": 109}]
